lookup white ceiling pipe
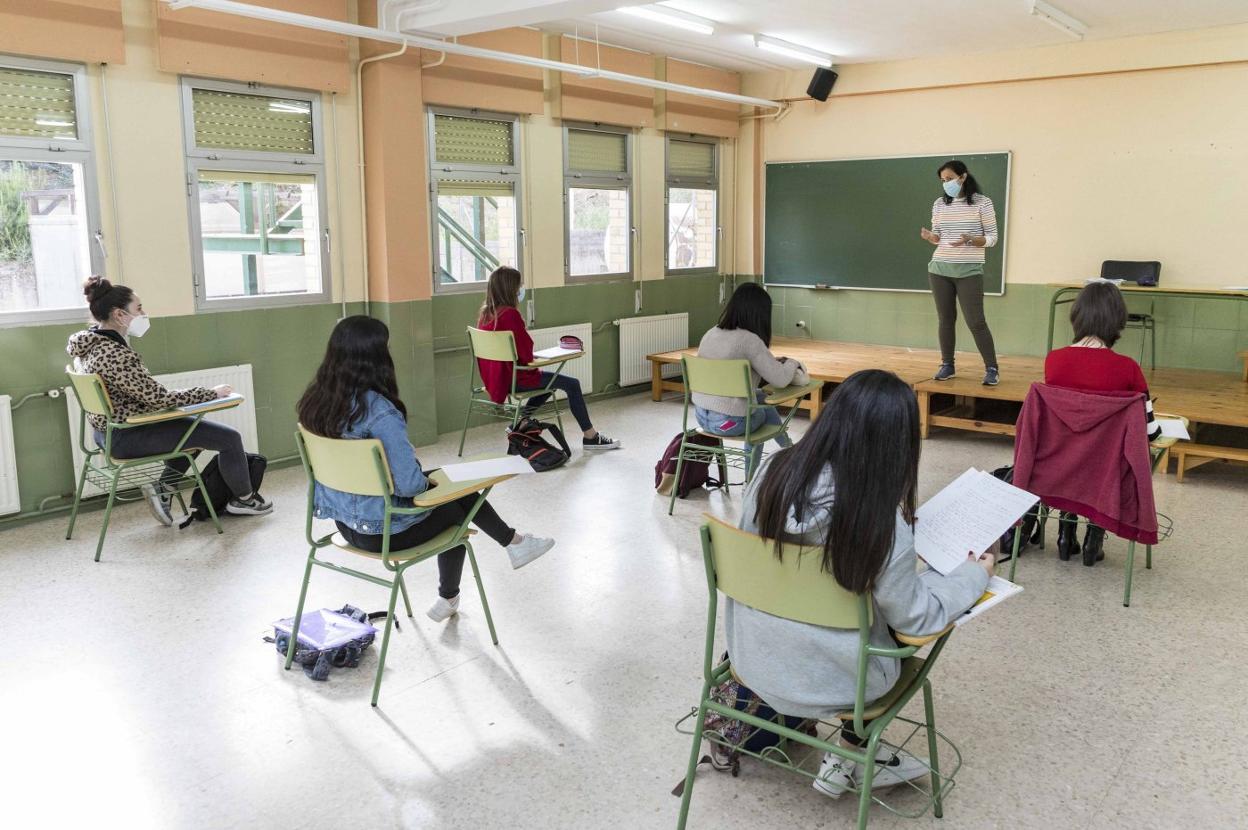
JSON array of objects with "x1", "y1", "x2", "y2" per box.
[{"x1": 161, "y1": 0, "x2": 784, "y2": 113}]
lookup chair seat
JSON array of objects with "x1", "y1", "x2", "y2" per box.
[
  {"x1": 330, "y1": 527, "x2": 477, "y2": 561},
  {"x1": 696, "y1": 423, "x2": 785, "y2": 445},
  {"x1": 835, "y1": 656, "x2": 925, "y2": 723}
]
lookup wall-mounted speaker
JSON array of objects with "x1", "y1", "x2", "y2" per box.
[{"x1": 806, "y1": 68, "x2": 838, "y2": 102}]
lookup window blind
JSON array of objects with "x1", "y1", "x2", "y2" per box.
[
  {"x1": 433, "y1": 114, "x2": 514, "y2": 167},
  {"x1": 567, "y1": 129, "x2": 627, "y2": 175},
  {"x1": 191, "y1": 89, "x2": 315, "y2": 155},
  {"x1": 0, "y1": 66, "x2": 77, "y2": 141},
  {"x1": 667, "y1": 139, "x2": 715, "y2": 181},
  {"x1": 438, "y1": 180, "x2": 515, "y2": 197}
]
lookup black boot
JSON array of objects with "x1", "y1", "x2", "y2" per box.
[
  {"x1": 1082, "y1": 524, "x2": 1106, "y2": 567},
  {"x1": 1057, "y1": 512, "x2": 1080, "y2": 561}
]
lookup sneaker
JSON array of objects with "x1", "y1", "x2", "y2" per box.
[
  {"x1": 507, "y1": 534, "x2": 555, "y2": 569},
  {"x1": 226, "y1": 493, "x2": 273, "y2": 516},
  {"x1": 582, "y1": 433, "x2": 622, "y2": 451},
  {"x1": 141, "y1": 482, "x2": 175, "y2": 527},
  {"x1": 426, "y1": 594, "x2": 460, "y2": 622},
  {"x1": 708, "y1": 740, "x2": 736, "y2": 771},
  {"x1": 933, "y1": 363, "x2": 956, "y2": 381},
  {"x1": 858, "y1": 748, "x2": 931, "y2": 790},
  {"x1": 982, "y1": 367, "x2": 1000, "y2": 386},
  {"x1": 812, "y1": 751, "x2": 856, "y2": 800}
]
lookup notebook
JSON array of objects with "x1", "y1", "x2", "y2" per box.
[
  {"x1": 533, "y1": 346, "x2": 581, "y2": 360},
  {"x1": 914, "y1": 468, "x2": 1040, "y2": 576},
  {"x1": 954, "y1": 576, "x2": 1024, "y2": 627}
]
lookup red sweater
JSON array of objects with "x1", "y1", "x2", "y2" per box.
[
  {"x1": 1044, "y1": 346, "x2": 1148, "y2": 395},
  {"x1": 477, "y1": 306, "x2": 540, "y2": 404}
]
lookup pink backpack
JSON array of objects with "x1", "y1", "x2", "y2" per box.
[{"x1": 655, "y1": 432, "x2": 729, "y2": 498}]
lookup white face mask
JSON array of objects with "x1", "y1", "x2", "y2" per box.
[{"x1": 126, "y1": 312, "x2": 151, "y2": 338}]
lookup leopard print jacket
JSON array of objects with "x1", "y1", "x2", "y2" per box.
[{"x1": 66, "y1": 328, "x2": 217, "y2": 433}]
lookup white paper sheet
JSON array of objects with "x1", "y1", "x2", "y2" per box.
[
  {"x1": 1084, "y1": 277, "x2": 1124, "y2": 285},
  {"x1": 440, "y1": 456, "x2": 534, "y2": 482},
  {"x1": 1157, "y1": 418, "x2": 1191, "y2": 440},
  {"x1": 914, "y1": 468, "x2": 1040, "y2": 576},
  {"x1": 954, "y1": 576, "x2": 1024, "y2": 627},
  {"x1": 178, "y1": 393, "x2": 243, "y2": 413},
  {"x1": 533, "y1": 346, "x2": 580, "y2": 359}
]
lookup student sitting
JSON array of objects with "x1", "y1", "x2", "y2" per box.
[
  {"x1": 474, "y1": 267, "x2": 620, "y2": 451},
  {"x1": 693, "y1": 282, "x2": 809, "y2": 474},
  {"x1": 731, "y1": 369, "x2": 992, "y2": 799},
  {"x1": 1044, "y1": 281, "x2": 1161, "y2": 566},
  {"x1": 297, "y1": 315, "x2": 555, "y2": 622},
  {"x1": 67, "y1": 276, "x2": 271, "y2": 525}
]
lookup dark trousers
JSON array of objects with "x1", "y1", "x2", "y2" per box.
[
  {"x1": 337, "y1": 494, "x2": 515, "y2": 599},
  {"x1": 928, "y1": 272, "x2": 998, "y2": 368},
  {"x1": 518, "y1": 371, "x2": 593, "y2": 432},
  {"x1": 97, "y1": 418, "x2": 251, "y2": 498}
]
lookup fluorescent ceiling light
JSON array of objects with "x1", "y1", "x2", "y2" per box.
[
  {"x1": 618, "y1": 5, "x2": 714, "y2": 35},
  {"x1": 753, "y1": 34, "x2": 833, "y2": 68},
  {"x1": 1029, "y1": 0, "x2": 1087, "y2": 40}
]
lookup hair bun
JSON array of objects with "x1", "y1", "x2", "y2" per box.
[{"x1": 83, "y1": 275, "x2": 111, "y2": 302}]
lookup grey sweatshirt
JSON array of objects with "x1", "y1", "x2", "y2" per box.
[
  {"x1": 726, "y1": 461, "x2": 989, "y2": 718},
  {"x1": 691, "y1": 326, "x2": 810, "y2": 417}
]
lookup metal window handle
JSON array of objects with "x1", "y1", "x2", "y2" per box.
[
  {"x1": 324, "y1": 228, "x2": 332, "y2": 253},
  {"x1": 93, "y1": 230, "x2": 107, "y2": 259}
]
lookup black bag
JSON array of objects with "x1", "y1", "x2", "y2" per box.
[
  {"x1": 991, "y1": 464, "x2": 1042, "y2": 558},
  {"x1": 507, "y1": 416, "x2": 571, "y2": 472},
  {"x1": 655, "y1": 431, "x2": 728, "y2": 498},
  {"x1": 186, "y1": 452, "x2": 267, "y2": 522}
]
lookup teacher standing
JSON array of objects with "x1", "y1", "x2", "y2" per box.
[{"x1": 919, "y1": 160, "x2": 1000, "y2": 386}]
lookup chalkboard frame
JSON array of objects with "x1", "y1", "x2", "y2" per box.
[{"x1": 762, "y1": 151, "x2": 1012, "y2": 296}]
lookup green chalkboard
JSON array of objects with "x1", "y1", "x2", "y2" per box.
[{"x1": 764, "y1": 153, "x2": 1010, "y2": 294}]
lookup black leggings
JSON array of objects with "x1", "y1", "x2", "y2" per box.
[
  {"x1": 96, "y1": 418, "x2": 251, "y2": 498},
  {"x1": 518, "y1": 372, "x2": 593, "y2": 433},
  {"x1": 336, "y1": 494, "x2": 515, "y2": 599},
  {"x1": 928, "y1": 272, "x2": 998, "y2": 369}
]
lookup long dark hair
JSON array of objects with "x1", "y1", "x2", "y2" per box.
[
  {"x1": 297, "y1": 316, "x2": 406, "y2": 438},
  {"x1": 479, "y1": 266, "x2": 522, "y2": 325},
  {"x1": 752, "y1": 369, "x2": 921, "y2": 594},
  {"x1": 83, "y1": 275, "x2": 133, "y2": 323},
  {"x1": 938, "y1": 159, "x2": 982, "y2": 206},
  {"x1": 718, "y1": 282, "x2": 772, "y2": 346},
  {"x1": 1070, "y1": 282, "x2": 1127, "y2": 348}
]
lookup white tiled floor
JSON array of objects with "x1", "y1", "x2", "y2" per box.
[{"x1": 2, "y1": 393, "x2": 1246, "y2": 829}]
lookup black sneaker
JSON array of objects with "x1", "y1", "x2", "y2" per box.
[
  {"x1": 934, "y1": 364, "x2": 955, "y2": 381},
  {"x1": 582, "y1": 433, "x2": 622, "y2": 451},
  {"x1": 141, "y1": 482, "x2": 175, "y2": 527},
  {"x1": 983, "y1": 367, "x2": 1000, "y2": 386},
  {"x1": 226, "y1": 493, "x2": 273, "y2": 516}
]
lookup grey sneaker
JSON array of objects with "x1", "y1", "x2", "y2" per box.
[
  {"x1": 934, "y1": 363, "x2": 956, "y2": 381},
  {"x1": 983, "y1": 367, "x2": 1000, "y2": 386},
  {"x1": 141, "y1": 482, "x2": 175, "y2": 527},
  {"x1": 226, "y1": 493, "x2": 273, "y2": 516}
]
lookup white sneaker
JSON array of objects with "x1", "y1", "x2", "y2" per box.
[
  {"x1": 426, "y1": 595, "x2": 459, "y2": 622},
  {"x1": 141, "y1": 482, "x2": 175, "y2": 527},
  {"x1": 858, "y1": 747, "x2": 931, "y2": 790},
  {"x1": 507, "y1": 534, "x2": 555, "y2": 569},
  {"x1": 812, "y1": 751, "x2": 855, "y2": 800}
]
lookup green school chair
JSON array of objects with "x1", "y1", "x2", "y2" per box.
[
  {"x1": 457, "y1": 326, "x2": 579, "y2": 457},
  {"x1": 676, "y1": 517, "x2": 962, "y2": 830},
  {"x1": 289, "y1": 425, "x2": 513, "y2": 706},
  {"x1": 667, "y1": 355, "x2": 819, "y2": 515},
  {"x1": 64, "y1": 369, "x2": 225, "y2": 562},
  {"x1": 1006, "y1": 414, "x2": 1186, "y2": 607}
]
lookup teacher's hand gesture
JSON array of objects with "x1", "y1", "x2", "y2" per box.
[{"x1": 919, "y1": 227, "x2": 939, "y2": 244}]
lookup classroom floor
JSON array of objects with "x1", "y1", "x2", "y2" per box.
[{"x1": 2, "y1": 392, "x2": 1246, "y2": 830}]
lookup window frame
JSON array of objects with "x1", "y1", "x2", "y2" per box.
[
  {"x1": 664, "y1": 133, "x2": 720, "y2": 277},
  {"x1": 0, "y1": 54, "x2": 104, "y2": 328},
  {"x1": 180, "y1": 77, "x2": 330, "y2": 311},
  {"x1": 563, "y1": 122, "x2": 633, "y2": 284},
  {"x1": 426, "y1": 106, "x2": 524, "y2": 296}
]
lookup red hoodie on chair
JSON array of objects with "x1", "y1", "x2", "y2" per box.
[{"x1": 1013, "y1": 383, "x2": 1159, "y2": 545}]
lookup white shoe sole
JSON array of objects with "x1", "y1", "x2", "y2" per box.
[
  {"x1": 509, "y1": 537, "x2": 555, "y2": 569},
  {"x1": 582, "y1": 442, "x2": 621, "y2": 451},
  {"x1": 141, "y1": 484, "x2": 174, "y2": 527},
  {"x1": 426, "y1": 603, "x2": 459, "y2": 622},
  {"x1": 226, "y1": 502, "x2": 273, "y2": 516}
]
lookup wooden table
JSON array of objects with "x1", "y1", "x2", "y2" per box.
[{"x1": 1045, "y1": 283, "x2": 1248, "y2": 353}]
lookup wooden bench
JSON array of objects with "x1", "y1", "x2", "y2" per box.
[{"x1": 1174, "y1": 443, "x2": 1248, "y2": 482}]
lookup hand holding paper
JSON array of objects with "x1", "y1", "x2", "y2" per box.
[{"x1": 914, "y1": 468, "x2": 1039, "y2": 575}]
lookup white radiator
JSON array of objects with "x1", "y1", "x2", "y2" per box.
[
  {"x1": 0, "y1": 395, "x2": 18, "y2": 515},
  {"x1": 617, "y1": 313, "x2": 689, "y2": 386},
  {"x1": 528, "y1": 322, "x2": 593, "y2": 394},
  {"x1": 65, "y1": 364, "x2": 259, "y2": 498}
]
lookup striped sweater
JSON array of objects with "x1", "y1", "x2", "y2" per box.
[{"x1": 931, "y1": 194, "x2": 998, "y2": 264}]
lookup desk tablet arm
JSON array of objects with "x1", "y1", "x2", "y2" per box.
[
  {"x1": 523, "y1": 351, "x2": 585, "y2": 370},
  {"x1": 762, "y1": 380, "x2": 823, "y2": 406},
  {"x1": 403, "y1": 469, "x2": 516, "y2": 510},
  {"x1": 893, "y1": 623, "x2": 955, "y2": 648}
]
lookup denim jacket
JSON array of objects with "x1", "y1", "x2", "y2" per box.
[{"x1": 312, "y1": 390, "x2": 429, "y2": 535}]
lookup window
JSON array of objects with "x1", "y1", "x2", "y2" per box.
[
  {"x1": 665, "y1": 136, "x2": 718, "y2": 274},
  {"x1": 182, "y1": 79, "x2": 329, "y2": 310},
  {"x1": 0, "y1": 57, "x2": 103, "y2": 325},
  {"x1": 428, "y1": 109, "x2": 522, "y2": 292},
  {"x1": 564, "y1": 125, "x2": 631, "y2": 281}
]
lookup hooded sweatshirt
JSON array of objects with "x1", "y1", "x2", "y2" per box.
[
  {"x1": 727, "y1": 459, "x2": 988, "y2": 718},
  {"x1": 1013, "y1": 383, "x2": 1158, "y2": 545},
  {"x1": 66, "y1": 328, "x2": 217, "y2": 434}
]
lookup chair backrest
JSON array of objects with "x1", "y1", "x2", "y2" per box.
[
  {"x1": 1100, "y1": 260, "x2": 1160, "y2": 286},
  {"x1": 296, "y1": 425, "x2": 394, "y2": 497},
  {"x1": 66, "y1": 369, "x2": 114, "y2": 418},
  {"x1": 703, "y1": 515, "x2": 865, "y2": 629},
  {"x1": 682, "y1": 355, "x2": 753, "y2": 400},
  {"x1": 467, "y1": 326, "x2": 519, "y2": 363}
]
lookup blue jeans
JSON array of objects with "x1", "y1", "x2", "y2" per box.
[
  {"x1": 694, "y1": 391, "x2": 791, "y2": 474},
  {"x1": 518, "y1": 371, "x2": 593, "y2": 433}
]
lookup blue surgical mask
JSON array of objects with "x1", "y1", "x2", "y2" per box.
[
  {"x1": 517, "y1": 287, "x2": 526, "y2": 302},
  {"x1": 942, "y1": 179, "x2": 962, "y2": 198}
]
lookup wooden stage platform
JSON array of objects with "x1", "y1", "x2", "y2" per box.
[{"x1": 646, "y1": 337, "x2": 1248, "y2": 480}]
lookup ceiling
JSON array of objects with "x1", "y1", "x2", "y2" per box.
[{"x1": 382, "y1": 0, "x2": 1248, "y2": 72}]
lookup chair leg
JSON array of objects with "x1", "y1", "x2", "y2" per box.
[
  {"x1": 923, "y1": 679, "x2": 944, "y2": 819},
  {"x1": 857, "y1": 732, "x2": 882, "y2": 830},
  {"x1": 93, "y1": 475, "x2": 121, "y2": 563},
  {"x1": 1148, "y1": 322, "x2": 1156, "y2": 372},
  {"x1": 65, "y1": 460, "x2": 90, "y2": 540},
  {"x1": 1124, "y1": 540, "x2": 1136, "y2": 608},
  {"x1": 676, "y1": 698, "x2": 710, "y2": 830},
  {"x1": 285, "y1": 551, "x2": 316, "y2": 670},
  {"x1": 189, "y1": 463, "x2": 224, "y2": 535},
  {"x1": 457, "y1": 402, "x2": 473, "y2": 457},
  {"x1": 397, "y1": 571, "x2": 414, "y2": 618},
  {"x1": 465, "y1": 542, "x2": 499, "y2": 645},
  {"x1": 1007, "y1": 511, "x2": 1025, "y2": 582},
  {"x1": 1146, "y1": 544, "x2": 1152, "y2": 570},
  {"x1": 370, "y1": 579, "x2": 403, "y2": 707},
  {"x1": 668, "y1": 440, "x2": 689, "y2": 516}
]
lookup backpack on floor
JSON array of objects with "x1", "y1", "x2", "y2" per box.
[
  {"x1": 991, "y1": 464, "x2": 1042, "y2": 557},
  {"x1": 655, "y1": 431, "x2": 729, "y2": 499},
  {"x1": 507, "y1": 416, "x2": 571, "y2": 472},
  {"x1": 186, "y1": 452, "x2": 267, "y2": 522}
]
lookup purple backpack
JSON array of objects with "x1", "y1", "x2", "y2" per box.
[{"x1": 655, "y1": 431, "x2": 729, "y2": 498}]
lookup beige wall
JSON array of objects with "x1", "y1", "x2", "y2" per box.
[{"x1": 740, "y1": 24, "x2": 1248, "y2": 287}]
